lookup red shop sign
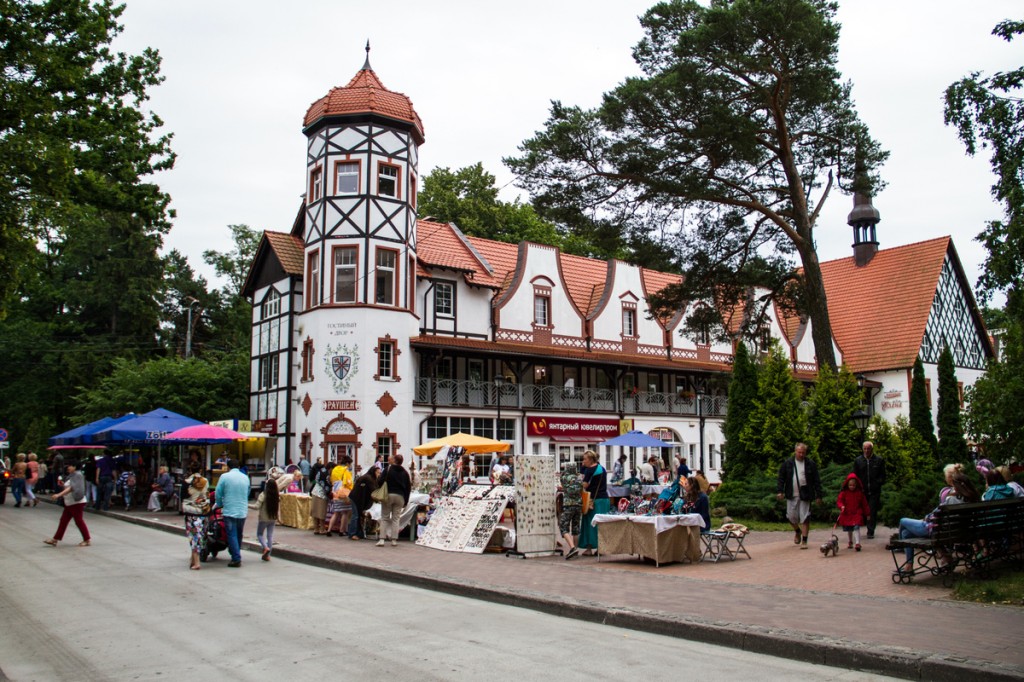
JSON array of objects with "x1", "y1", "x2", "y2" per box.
[{"x1": 527, "y1": 416, "x2": 621, "y2": 439}]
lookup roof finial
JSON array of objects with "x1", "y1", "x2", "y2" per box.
[{"x1": 362, "y1": 40, "x2": 372, "y2": 71}]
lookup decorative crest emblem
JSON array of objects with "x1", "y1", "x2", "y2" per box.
[
  {"x1": 324, "y1": 343, "x2": 359, "y2": 395},
  {"x1": 332, "y1": 355, "x2": 351, "y2": 380}
]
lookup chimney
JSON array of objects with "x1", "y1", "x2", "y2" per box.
[{"x1": 848, "y1": 192, "x2": 880, "y2": 267}]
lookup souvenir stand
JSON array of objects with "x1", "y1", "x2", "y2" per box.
[{"x1": 507, "y1": 454, "x2": 559, "y2": 558}]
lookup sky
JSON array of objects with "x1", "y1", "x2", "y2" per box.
[{"x1": 115, "y1": 1, "x2": 1020, "y2": 302}]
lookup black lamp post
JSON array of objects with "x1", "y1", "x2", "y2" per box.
[
  {"x1": 851, "y1": 408, "x2": 871, "y2": 443},
  {"x1": 697, "y1": 391, "x2": 707, "y2": 472}
]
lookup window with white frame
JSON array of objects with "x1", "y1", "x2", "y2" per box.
[
  {"x1": 622, "y1": 307, "x2": 637, "y2": 337},
  {"x1": 309, "y1": 166, "x2": 323, "y2": 202},
  {"x1": 334, "y1": 246, "x2": 357, "y2": 303},
  {"x1": 534, "y1": 294, "x2": 550, "y2": 326},
  {"x1": 335, "y1": 161, "x2": 359, "y2": 194},
  {"x1": 377, "y1": 338, "x2": 395, "y2": 379},
  {"x1": 259, "y1": 355, "x2": 279, "y2": 390},
  {"x1": 261, "y1": 290, "x2": 280, "y2": 319},
  {"x1": 306, "y1": 250, "x2": 320, "y2": 309},
  {"x1": 375, "y1": 248, "x2": 396, "y2": 305},
  {"x1": 435, "y1": 281, "x2": 453, "y2": 316},
  {"x1": 378, "y1": 163, "x2": 400, "y2": 198}
]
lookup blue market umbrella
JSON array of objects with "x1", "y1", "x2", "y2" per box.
[
  {"x1": 91, "y1": 408, "x2": 204, "y2": 444},
  {"x1": 48, "y1": 414, "x2": 135, "y2": 447},
  {"x1": 598, "y1": 430, "x2": 672, "y2": 448}
]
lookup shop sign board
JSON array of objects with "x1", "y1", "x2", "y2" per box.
[
  {"x1": 253, "y1": 419, "x2": 278, "y2": 434},
  {"x1": 526, "y1": 416, "x2": 620, "y2": 439},
  {"x1": 323, "y1": 400, "x2": 359, "y2": 411}
]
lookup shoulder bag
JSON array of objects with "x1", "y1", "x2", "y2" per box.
[{"x1": 371, "y1": 481, "x2": 389, "y2": 503}]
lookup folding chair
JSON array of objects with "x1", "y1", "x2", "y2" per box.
[
  {"x1": 701, "y1": 530, "x2": 732, "y2": 562},
  {"x1": 722, "y1": 528, "x2": 751, "y2": 560}
]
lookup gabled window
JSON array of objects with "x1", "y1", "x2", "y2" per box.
[
  {"x1": 309, "y1": 166, "x2": 323, "y2": 202},
  {"x1": 375, "y1": 248, "x2": 397, "y2": 305},
  {"x1": 435, "y1": 282, "x2": 453, "y2": 316},
  {"x1": 261, "y1": 290, "x2": 280, "y2": 320},
  {"x1": 333, "y1": 246, "x2": 358, "y2": 303},
  {"x1": 306, "y1": 250, "x2": 320, "y2": 310},
  {"x1": 335, "y1": 161, "x2": 359, "y2": 194},
  {"x1": 534, "y1": 294, "x2": 550, "y2": 326},
  {"x1": 378, "y1": 163, "x2": 400, "y2": 198},
  {"x1": 622, "y1": 307, "x2": 637, "y2": 337}
]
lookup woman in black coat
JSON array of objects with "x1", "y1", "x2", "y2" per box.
[{"x1": 376, "y1": 454, "x2": 411, "y2": 547}]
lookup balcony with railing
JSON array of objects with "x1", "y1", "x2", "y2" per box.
[{"x1": 414, "y1": 377, "x2": 727, "y2": 418}]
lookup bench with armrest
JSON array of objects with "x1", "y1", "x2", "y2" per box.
[{"x1": 885, "y1": 497, "x2": 1024, "y2": 586}]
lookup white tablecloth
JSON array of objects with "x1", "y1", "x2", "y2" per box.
[{"x1": 592, "y1": 513, "x2": 705, "y2": 533}]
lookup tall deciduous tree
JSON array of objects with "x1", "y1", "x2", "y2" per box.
[
  {"x1": 0, "y1": 0, "x2": 175, "y2": 314},
  {"x1": 507, "y1": 0, "x2": 886, "y2": 368},
  {"x1": 936, "y1": 346, "x2": 968, "y2": 463},
  {"x1": 740, "y1": 340, "x2": 808, "y2": 474},
  {"x1": 908, "y1": 356, "x2": 937, "y2": 454},
  {"x1": 806, "y1": 363, "x2": 861, "y2": 465},
  {"x1": 721, "y1": 341, "x2": 759, "y2": 479}
]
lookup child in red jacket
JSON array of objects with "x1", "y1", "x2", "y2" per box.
[{"x1": 837, "y1": 472, "x2": 871, "y2": 551}]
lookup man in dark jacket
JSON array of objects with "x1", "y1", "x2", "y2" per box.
[
  {"x1": 853, "y1": 441, "x2": 886, "y2": 539},
  {"x1": 347, "y1": 467, "x2": 378, "y2": 540},
  {"x1": 776, "y1": 443, "x2": 823, "y2": 550}
]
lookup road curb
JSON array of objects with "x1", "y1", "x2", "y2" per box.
[{"x1": 95, "y1": 506, "x2": 1024, "y2": 681}]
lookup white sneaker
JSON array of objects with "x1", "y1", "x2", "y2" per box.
[
  {"x1": 376, "y1": 539, "x2": 385, "y2": 547},
  {"x1": 391, "y1": 540, "x2": 397, "y2": 547}
]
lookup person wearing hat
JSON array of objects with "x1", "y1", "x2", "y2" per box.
[
  {"x1": 182, "y1": 473, "x2": 211, "y2": 570},
  {"x1": 44, "y1": 460, "x2": 91, "y2": 547}
]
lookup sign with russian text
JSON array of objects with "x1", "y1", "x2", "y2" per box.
[
  {"x1": 323, "y1": 400, "x2": 359, "y2": 411},
  {"x1": 526, "y1": 416, "x2": 621, "y2": 439}
]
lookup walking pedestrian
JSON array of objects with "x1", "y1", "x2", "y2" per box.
[
  {"x1": 853, "y1": 441, "x2": 886, "y2": 539},
  {"x1": 376, "y1": 453, "x2": 411, "y2": 547},
  {"x1": 558, "y1": 463, "x2": 582, "y2": 559},
  {"x1": 94, "y1": 450, "x2": 116, "y2": 511},
  {"x1": 214, "y1": 459, "x2": 250, "y2": 567},
  {"x1": 256, "y1": 476, "x2": 280, "y2": 561},
  {"x1": 348, "y1": 466, "x2": 377, "y2": 540},
  {"x1": 836, "y1": 473, "x2": 870, "y2": 551},
  {"x1": 310, "y1": 459, "x2": 332, "y2": 535},
  {"x1": 25, "y1": 452, "x2": 40, "y2": 507},
  {"x1": 43, "y1": 461, "x2": 91, "y2": 547},
  {"x1": 578, "y1": 450, "x2": 609, "y2": 555},
  {"x1": 776, "y1": 442, "x2": 823, "y2": 549},
  {"x1": 11, "y1": 453, "x2": 28, "y2": 507}
]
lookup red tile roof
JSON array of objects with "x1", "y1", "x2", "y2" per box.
[
  {"x1": 265, "y1": 231, "x2": 305, "y2": 276},
  {"x1": 304, "y1": 68, "x2": 425, "y2": 144},
  {"x1": 820, "y1": 237, "x2": 950, "y2": 372}
]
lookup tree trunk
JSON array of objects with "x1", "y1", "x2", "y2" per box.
[{"x1": 797, "y1": 245, "x2": 838, "y2": 371}]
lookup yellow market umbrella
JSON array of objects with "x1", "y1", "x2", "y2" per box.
[{"x1": 413, "y1": 432, "x2": 511, "y2": 456}]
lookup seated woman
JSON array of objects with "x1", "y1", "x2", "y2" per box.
[
  {"x1": 147, "y1": 466, "x2": 175, "y2": 512},
  {"x1": 981, "y1": 468, "x2": 1015, "y2": 501},
  {"x1": 682, "y1": 475, "x2": 711, "y2": 533},
  {"x1": 895, "y1": 472, "x2": 979, "y2": 573}
]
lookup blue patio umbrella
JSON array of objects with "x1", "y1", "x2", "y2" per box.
[
  {"x1": 48, "y1": 414, "x2": 135, "y2": 447},
  {"x1": 91, "y1": 408, "x2": 203, "y2": 444},
  {"x1": 598, "y1": 430, "x2": 672, "y2": 448}
]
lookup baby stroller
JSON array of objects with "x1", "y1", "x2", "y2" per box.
[{"x1": 200, "y1": 506, "x2": 228, "y2": 562}]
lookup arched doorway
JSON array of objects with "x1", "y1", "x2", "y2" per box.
[{"x1": 322, "y1": 414, "x2": 362, "y2": 471}]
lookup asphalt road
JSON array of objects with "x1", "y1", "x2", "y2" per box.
[{"x1": 0, "y1": 503, "x2": 897, "y2": 681}]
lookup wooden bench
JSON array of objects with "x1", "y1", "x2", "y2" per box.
[{"x1": 885, "y1": 497, "x2": 1024, "y2": 586}]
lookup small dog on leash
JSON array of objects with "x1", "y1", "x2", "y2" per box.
[{"x1": 820, "y1": 534, "x2": 839, "y2": 557}]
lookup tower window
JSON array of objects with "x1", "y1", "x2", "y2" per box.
[
  {"x1": 335, "y1": 161, "x2": 359, "y2": 194},
  {"x1": 306, "y1": 250, "x2": 320, "y2": 310},
  {"x1": 375, "y1": 248, "x2": 397, "y2": 305},
  {"x1": 378, "y1": 163, "x2": 400, "y2": 198},
  {"x1": 333, "y1": 246, "x2": 358, "y2": 303},
  {"x1": 309, "y1": 166, "x2": 323, "y2": 202}
]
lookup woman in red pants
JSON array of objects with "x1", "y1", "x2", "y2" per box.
[{"x1": 44, "y1": 460, "x2": 91, "y2": 547}]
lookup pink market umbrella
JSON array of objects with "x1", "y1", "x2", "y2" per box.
[{"x1": 165, "y1": 424, "x2": 245, "y2": 442}]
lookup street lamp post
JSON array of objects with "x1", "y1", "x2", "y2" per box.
[
  {"x1": 184, "y1": 296, "x2": 200, "y2": 359},
  {"x1": 697, "y1": 391, "x2": 707, "y2": 473},
  {"x1": 851, "y1": 408, "x2": 871, "y2": 444}
]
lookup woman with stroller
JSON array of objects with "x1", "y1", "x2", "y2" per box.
[{"x1": 182, "y1": 473, "x2": 211, "y2": 570}]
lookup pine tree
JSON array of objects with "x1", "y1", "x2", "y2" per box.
[
  {"x1": 807, "y1": 363, "x2": 862, "y2": 465},
  {"x1": 909, "y1": 356, "x2": 938, "y2": 454},
  {"x1": 740, "y1": 340, "x2": 809, "y2": 475},
  {"x1": 722, "y1": 341, "x2": 759, "y2": 480},
  {"x1": 936, "y1": 346, "x2": 968, "y2": 463}
]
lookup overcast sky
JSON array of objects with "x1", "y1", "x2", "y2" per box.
[{"x1": 116, "y1": 1, "x2": 1019, "y2": 303}]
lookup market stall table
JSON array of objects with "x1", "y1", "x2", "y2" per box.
[
  {"x1": 278, "y1": 493, "x2": 313, "y2": 530},
  {"x1": 607, "y1": 484, "x2": 667, "y2": 498},
  {"x1": 592, "y1": 513, "x2": 704, "y2": 566}
]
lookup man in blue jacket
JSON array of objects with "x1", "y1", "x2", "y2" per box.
[{"x1": 215, "y1": 459, "x2": 251, "y2": 567}]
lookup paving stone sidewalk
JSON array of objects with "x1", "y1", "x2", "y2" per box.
[{"x1": 108, "y1": 505, "x2": 1024, "y2": 681}]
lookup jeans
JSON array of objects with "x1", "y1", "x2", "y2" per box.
[
  {"x1": 96, "y1": 475, "x2": 114, "y2": 510},
  {"x1": 256, "y1": 520, "x2": 275, "y2": 552},
  {"x1": 898, "y1": 517, "x2": 931, "y2": 563},
  {"x1": 866, "y1": 492, "x2": 882, "y2": 536},
  {"x1": 11, "y1": 479, "x2": 25, "y2": 505},
  {"x1": 224, "y1": 515, "x2": 246, "y2": 562},
  {"x1": 25, "y1": 480, "x2": 36, "y2": 503},
  {"x1": 348, "y1": 504, "x2": 366, "y2": 538}
]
